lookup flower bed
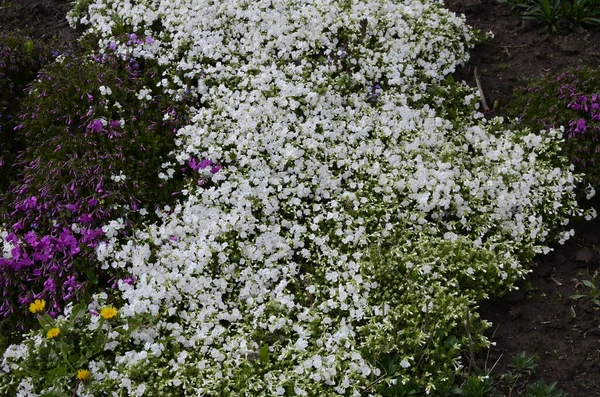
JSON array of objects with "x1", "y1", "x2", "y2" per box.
[{"x1": 0, "y1": 0, "x2": 594, "y2": 395}]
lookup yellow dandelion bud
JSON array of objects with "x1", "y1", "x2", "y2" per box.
[
  {"x1": 46, "y1": 327, "x2": 60, "y2": 339},
  {"x1": 29, "y1": 299, "x2": 46, "y2": 314},
  {"x1": 99, "y1": 306, "x2": 117, "y2": 320},
  {"x1": 76, "y1": 369, "x2": 91, "y2": 382}
]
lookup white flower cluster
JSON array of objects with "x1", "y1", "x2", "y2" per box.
[
  {"x1": 2, "y1": 0, "x2": 590, "y2": 396},
  {"x1": 0, "y1": 228, "x2": 14, "y2": 260}
]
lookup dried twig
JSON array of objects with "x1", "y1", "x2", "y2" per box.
[
  {"x1": 474, "y1": 67, "x2": 490, "y2": 112},
  {"x1": 493, "y1": 43, "x2": 529, "y2": 49}
]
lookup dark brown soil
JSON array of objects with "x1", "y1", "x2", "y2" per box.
[
  {"x1": 0, "y1": 0, "x2": 79, "y2": 50},
  {"x1": 477, "y1": 219, "x2": 600, "y2": 396},
  {"x1": 2, "y1": 0, "x2": 599, "y2": 396},
  {"x1": 447, "y1": 0, "x2": 600, "y2": 115}
]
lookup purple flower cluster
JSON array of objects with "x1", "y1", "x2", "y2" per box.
[
  {"x1": 186, "y1": 157, "x2": 222, "y2": 186},
  {"x1": 0, "y1": 185, "x2": 107, "y2": 318},
  {"x1": 555, "y1": 70, "x2": 600, "y2": 167},
  {"x1": 369, "y1": 83, "x2": 382, "y2": 103},
  {"x1": 514, "y1": 67, "x2": 600, "y2": 198}
]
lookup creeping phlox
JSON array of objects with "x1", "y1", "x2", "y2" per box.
[{"x1": 1, "y1": 0, "x2": 591, "y2": 396}]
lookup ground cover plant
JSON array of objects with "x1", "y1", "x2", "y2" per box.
[
  {"x1": 0, "y1": 45, "x2": 194, "y2": 344},
  {"x1": 497, "y1": 0, "x2": 600, "y2": 33},
  {"x1": 0, "y1": 0, "x2": 597, "y2": 396}
]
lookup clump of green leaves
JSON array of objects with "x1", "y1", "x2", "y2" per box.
[
  {"x1": 506, "y1": 66, "x2": 600, "y2": 201},
  {"x1": 571, "y1": 275, "x2": 600, "y2": 307},
  {"x1": 459, "y1": 375, "x2": 503, "y2": 397},
  {"x1": 498, "y1": 0, "x2": 600, "y2": 33},
  {"x1": 525, "y1": 380, "x2": 568, "y2": 397},
  {"x1": 0, "y1": 299, "x2": 130, "y2": 397},
  {"x1": 456, "y1": 352, "x2": 567, "y2": 397}
]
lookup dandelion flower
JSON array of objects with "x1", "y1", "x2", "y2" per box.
[
  {"x1": 46, "y1": 327, "x2": 60, "y2": 339},
  {"x1": 76, "y1": 369, "x2": 91, "y2": 382},
  {"x1": 99, "y1": 306, "x2": 117, "y2": 320},
  {"x1": 29, "y1": 299, "x2": 46, "y2": 314}
]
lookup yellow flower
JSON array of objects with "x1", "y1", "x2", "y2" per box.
[
  {"x1": 46, "y1": 327, "x2": 60, "y2": 339},
  {"x1": 76, "y1": 369, "x2": 91, "y2": 382},
  {"x1": 99, "y1": 306, "x2": 117, "y2": 320},
  {"x1": 29, "y1": 299, "x2": 46, "y2": 314}
]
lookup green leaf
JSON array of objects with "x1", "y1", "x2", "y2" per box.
[
  {"x1": 86, "y1": 268, "x2": 99, "y2": 285},
  {"x1": 69, "y1": 302, "x2": 88, "y2": 324},
  {"x1": 582, "y1": 280, "x2": 596, "y2": 289},
  {"x1": 47, "y1": 366, "x2": 68, "y2": 377},
  {"x1": 570, "y1": 294, "x2": 586, "y2": 300},
  {"x1": 25, "y1": 39, "x2": 34, "y2": 55},
  {"x1": 259, "y1": 344, "x2": 270, "y2": 363},
  {"x1": 38, "y1": 314, "x2": 55, "y2": 329}
]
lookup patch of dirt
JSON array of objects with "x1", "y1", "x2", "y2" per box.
[
  {"x1": 447, "y1": 0, "x2": 600, "y2": 115},
  {"x1": 0, "y1": 0, "x2": 80, "y2": 50},
  {"x1": 445, "y1": 1, "x2": 600, "y2": 395},
  {"x1": 477, "y1": 219, "x2": 600, "y2": 396}
]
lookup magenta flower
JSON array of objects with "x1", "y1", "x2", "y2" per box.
[
  {"x1": 89, "y1": 119, "x2": 104, "y2": 133},
  {"x1": 188, "y1": 157, "x2": 201, "y2": 171}
]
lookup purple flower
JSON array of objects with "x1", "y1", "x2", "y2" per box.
[
  {"x1": 77, "y1": 214, "x2": 94, "y2": 224},
  {"x1": 144, "y1": 36, "x2": 154, "y2": 44},
  {"x1": 107, "y1": 42, "x2": 117, "y2": 51},
  {"x1": 23, "y1": 196, "x2": 37, "y2": 210},
  {"x1": 188, "y1": 158, "x2": 201, "y2": 171},
  {"x1": 65, "y1": 203, "x2": 79, "y2": 213},
  {"x1": 199, "y1": 159, "x2": 213, "y2": 169},
  {"x1": 210, "y1": 165, "x2": 221, "y2": 174},
  {"x1": 58, "y1": 229, "x2": 80, "y2": 256},
  {"x1": 89, "y1": 119, "x2": 104, "y2": 133},
  {"x1": 575, "y1": 118, "x2": 587, "y2": 133},
  {"x1": 44, "y1": 278, "x2": 56, "y2": 292},
  {"x1": 24, "y1": 231, "x2": 38, "y2": 246}
]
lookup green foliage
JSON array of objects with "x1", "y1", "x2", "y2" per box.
[
  {"x1": 9, "y1": 52, "x2": 191, "y2": 227},
  {"x1": 524, "y1": 380, "x2": 568, "y2": 397},
  {"x1": 498, "y1": 0, "x2": 600, "y2": 33},
  {"x1": 506, "y1": 66, "x2": 600, "y2": 201},
  {"x1": 509, "y1": 351, "x2": 538, "y2": 376},
  {"x1": 451, "y1": 352, "x2": 567, "y2": 397},
  {"x1": 570, "y1": 276, "x2": 600, "y2": 307},
  {"x1": 459, "y1": 375, "x2": 502, "y2": 397},
  {"x1": 0, "y1": 301, "x2": 129, "y2": 396}
]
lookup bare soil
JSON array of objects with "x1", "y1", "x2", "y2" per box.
[{"x1": 1, "y1": 0, "x2": 599, "y2": 396}]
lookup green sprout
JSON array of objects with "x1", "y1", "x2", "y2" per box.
[
  {"x1": 571, "y1": 278, "x2": 600, "y2": 307},
  {"x1": 525, "y1": 379, "x2": 568, "y2": 397},
  {"x1": 497, "y1": 0, "x2": 600, "y2": 33}
]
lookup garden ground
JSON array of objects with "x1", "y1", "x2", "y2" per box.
[{"x1": 1, "y1": 0, "x2": 599, "y2": 395}]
